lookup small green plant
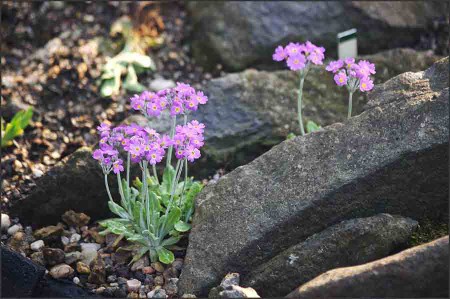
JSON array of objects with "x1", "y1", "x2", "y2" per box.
[
  {"x1": 306, "y1": 120, "x2": 321, "y2": 133},
  {"x1": 93, "y1": 83, "x2": 209, "y2": 264},
  {"x1": 99, "y1": 17, "x2": 157, "y2": 98},
  {"x1": 1, "y1": 107, "x2": 33, "y2": 148},
  {"x1": 286, "y1": 120, "x2": 321, "y2": 140}
]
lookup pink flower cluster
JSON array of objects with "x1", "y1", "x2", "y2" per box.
[
  {"x1": 326, "y1": 58, "x2": 375, "y2": 92},
  {"x1": 173, "y1": 120, "x2": 205, "y2": 162},
  {"x1": 130, "y1": 83, "x2": 208, "y2": 118},
  {"x1": 273, "y1": 41, "x2": 325, "y2": 71},
  {"x1": 93, "y1": 120, "x2": 206, "y2": 173}
]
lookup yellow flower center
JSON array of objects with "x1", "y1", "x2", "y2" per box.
[
  {"x1": 362, "y1": 83, "x2": 367, "y2": 88},
  {"x1": 339, "y1": 78, "x2": 344, "y2": 83},
  {"x1": 294, "y1": 59, "x2": 299, "y2": 64}
]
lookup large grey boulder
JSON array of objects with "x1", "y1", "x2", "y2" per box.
[
  {"x1": 287, "y1": 236, "x2": 449, "y2": 298},
  {"x1": 187, "y1": 1, "x2": 448, "y2": 70},
  {"x1": 243, "y1": 214, "x2": 418, "y2": 297},
  {"x1": 10, "y1": 147, "x2": 118, "y2": 226},
  {"x1": 178, "y1": 57, "x2": 449, "y2": 296}
]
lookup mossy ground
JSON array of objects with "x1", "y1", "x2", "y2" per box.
[{"x1": 408, "y1": 219, "x2": 448, "y2": 247}]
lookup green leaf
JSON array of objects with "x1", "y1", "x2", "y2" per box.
[
  {"x1": 174, "y1": 220, "x2": 191, "y2": 232},
  {"x1": 161, "y1": 165, "x2": 176, "y2": 194},
  {"x1": 164, "y1": 207, "x2": 181, "y2": 234},
  {"x1": 108, "y1": 201, "x2": 129, "y2": 219},
  {"x1": 129, "y1": 246, "x2": 149, "y2": 264},
  {"x1": 286, "y1": 132, "x2": 296, "y2": 140},
  {"x1": 100, "y1": 78, "x2": 117, "y2": 97},
  {"x1": 306, "y1": 120, "x2": 321, "y2": 133},
  {"x1": 161, "y1": 236, "x2": 181, "y2": 247},
  {"x1": 123, "y1": 65, "x2": 145, "y2": 93},
  {"x1": 156, "y1": 247, "x2": 175, "y2": 264},
  {"x1": 1, "y1": 108, "x2": 33, "y2": 148}
]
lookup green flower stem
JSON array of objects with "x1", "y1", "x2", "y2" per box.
[
  {"x1": 104, "y1": 174, "x2": 114, "y2": 203},
  {"x1": 297, "y1": 75, "x2": 306, "y2": 136},
  {"x1": 159, "y1": 159, "x2": 183, "y2": 237},
  {"x1": 348, "y1": 91, "x2": 353, "y2": 119},
  {"x1": 126, "y1": 152, "x2": 131, "y2": 198},
  {"x1": 142, "y1": 162, "x2": 148, "y2": 205},
  {"x1": 166, "y1": 116, "x2": 177, "y2": 167},
  {"x1": 180, "y1": 114, "x2": 189, "y2": 205},
  {"x1": 117, "y1": 172, "x2": 130, "y2": 213},
  {"x1": 152, "y1": 164, "x2": 159, "y2": 184}
]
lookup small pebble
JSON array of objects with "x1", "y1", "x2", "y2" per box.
[
  {"x1": 142, "y1": 267, "x2": 155, "y2": 274},
  {"x1": 61, "y1": 236, "x2": 70, "y2": 245},
  {"x1": 127, "y1": 279, "x2": 142, "y2": 292},
  {"x1": 30, "y1": 240, "x2": 45, "y2": 251},
  {"x1": 107, "y1": 274, "x2": 118, "y2": 283},
  {"x1": 147, "y1": 288, "x2": 167, "y2": 298},
  {"x1": 151, "y1": 262, "x2": 165, "y2": 273},
  {"x1": 154, "y1": 275, "x2": 164, "y2": 286},
  {"x1": 33, "y1": 169, "x2": 44, "y2": 177},
  {"x1": 73, "y1": 277, "x2": 80, "y2": 284},
  {"x1": 1, "y1": 214, "x2": 11, "y2": 230},
  {"x1": 7, "y1": 224, "x2": 22, "y2": 235},
  {"x1": 70, "y1": 233, "x2": 81, "y2": 243},
  {"x1": 49, "y1": 264, "x2": 74, "y2": 279},
  {"x1": 76, "y1": 261, "x2": 91, "y2": 274},
  {"x1": 110, "y1": 282, "x2": 119, "y2": 287}
]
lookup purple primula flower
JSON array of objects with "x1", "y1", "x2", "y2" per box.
[
  {"x1": 326, "y1": 60, "x2": 344, "y2": 73},
  {"x1": 185, "y1": 96, "x2": 199, "y2": 111},
  {"x1": 146, "y1": 147, "x2": 165, "y2": 165},
  {"x1": 272, "y1": 45, "x2": 287, "y2": 61},
  {"x1": 159, "y1": 135, "x2": 172, "y2": 149},
  {"x1": 128, "y1": 138, "x2": 144, "y2": 156},
  {"x1": 359, "y1": 77, "x2": 374, "y2": 92},
  {"x1": 187, "y1": 120, "x2": 205, "y2": 134},
  {"x1": 358, "y1": 60, "x2": 376, "y2": 75},
  {"x1": 93, "y1": 149, "x2": 104, "y2": 161},
  {"x1": 112, "y1": 159, "x2": 124, "y2": 174},
  {"x1": 285, "y1": 42, "x2": 301, "y2": 57},
  {"x1": 194, "y1": 91, "x2": 208, "y2": 105},
  {"x1": 147, "y1": 102, "x2": 162, "y2": 117},
  {"x1": 130, "y1": 94, "x2": 145, "y2": 111},
  {"x1": 170, "y1": 102, "x2": 183, "y2": 116},
  {"x1": 185, "y1": 146, "x2": 201, "y2": 162},
  {"x1": 334, "y1": 71, "x2": 348, "y2": 86},
  {"x1": 287, "y1": 55, "x2": 306, "y2": 71},
  {"x1": 344, "y1": 57, "x2": 355, "y2": 69},
  {"x1": 175, "y1": 148, "x2": 185, "y2": 159}
]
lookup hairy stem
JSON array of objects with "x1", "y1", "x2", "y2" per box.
[
  {"x1": 166, "y1": 116, "x2": 177, "y2": 167},
  {"x1": 297, "y1": 75, "x2": 306, "y2": 136},
  {"x1": 152, "y1": 164, "x2": 159, "y2": 184},
  {"x1": 104, "y1": 175, "x2": 114, "y2": 202},
  {"x1": 348, "y1": 91, "x2": 353, "y2": 119},
  {"x1": 126, "y1": 152, "x2": 130, "y2": 198}
]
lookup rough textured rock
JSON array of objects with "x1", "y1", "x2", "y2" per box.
[
  {"x1": 61, "y1": 210, "x2": 91, "y2": 227},
  {"x1": 178, "y1": 58, "x2": 449, "y2": 296},
  {"x1": 287, "y1": 236, "x2": 449, "y2": 298},
  {"x1": 11, "y1": 147, "x2": 118, "y2": 226},
  {"x1": 243, "y1": 214, "x2": 417, "y2": 297},
  {"x1": 187, "y1": 1, "x2": 448, "y2": 70},
  {"x1": 1, "y1": 246, "x2": 45, "y2": 297}
]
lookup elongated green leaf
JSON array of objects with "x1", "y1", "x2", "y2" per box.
[
  {"x1": 174, "y1": 220, "x2": 191, "y2": 232},
  {"x1": 161, "y1": 165, "x2": 176, "y2": 194},
  {"x1": 108, "y1": 201, "x2": 129, "y2": 219},
  {"x1": 164, "y1": 207, "x2": 181, "y2": 234},
  {"x1": 156, "y1": 247, "x2": 175, "y2": 264},
  {"x1": 100, "y1": 78, "x2": 117, "y2": 97},
  {"x1": 161, "y1": 236, "x2": 181, "y2": 247},
  {"x1": 184, "y1": 182, "x2": 203, "y2": 211},
  {"x1": 129, "y1": 246, "x2": 149, "y2": 264}
]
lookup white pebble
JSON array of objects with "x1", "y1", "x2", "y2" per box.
[
  {"x1": 7, "y1": 224, "x2": 22, "y2": 235},
  {"x1": 70, "y1": 233, "x2": 81, "y2": 243},
  {"x1": 30, "y1": 240, "x2": 45, "y2": 251},
  {"x1": 61, "y1": 236, "x2": 70, "y2": 245},
  {"x1": 127, "y1": 279, "x2": 142, "y2": 292},
  {"x1": 33, "y1": 169, "x2": 44, "y2": 177},
  {"x1": 73, "y1": 277, "x2": 80, "y2": 285},
  {"x1": 1, "y1": 214, "x2": 11, "y2": 231}
]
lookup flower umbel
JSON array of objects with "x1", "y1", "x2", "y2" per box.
[
  {"x1": 326, "y1": 58, "x2": 376, "y2": 118},
  {"x1": 272, "y1": 41, "x2": 326, "y2": 135}
]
